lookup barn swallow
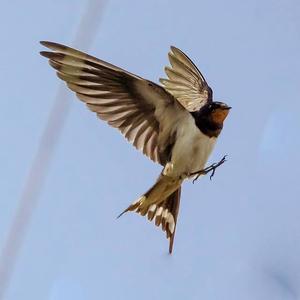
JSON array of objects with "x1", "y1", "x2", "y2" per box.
[{"x1": 40, "y1": 42, "x2": 231, "y2": 253}]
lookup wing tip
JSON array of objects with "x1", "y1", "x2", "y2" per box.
[
  {"x1": 40, "y1": 41, "x2": 53, "y2": 57},
  {"x1": 40, "y1": 40, "x2": 67, "y2": 51},
  {"x1": 170, "y1": 45, "x2": 177, "y2": 52},
  {"x1": 39, "y1": 50, "x2": 53, "y2": 59},
  {"x1": 40, "y1": 40, "x2": 57, "y2": 48},
  {"x1": 40, "y1": 40, "x2": 49, "y2": 47},
  {"x1": 170, "y1": 45, "x2": 183, "y2": 55}
]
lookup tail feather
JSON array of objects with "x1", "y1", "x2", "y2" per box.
[
  {"x1": 116, "y1": 196, "x2": 146, "y2": 219},
  {"x1": 118, "y1": 175, "x2": 182, "y2": 253},
  {"x1": 166, "y1": 187, "x2": 181, "y2": 253}
]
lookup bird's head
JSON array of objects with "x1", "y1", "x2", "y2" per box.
[{"x1": 202, "y1": 101, "x2": 231, "y2": 126}]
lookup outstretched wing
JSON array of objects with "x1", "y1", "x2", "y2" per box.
[
  {"x1": 160, "y1": 46, "x2": 213, "y2": 112},
  {"x1": 40, "y1": 41, "x2": 181, "y2": 165}
]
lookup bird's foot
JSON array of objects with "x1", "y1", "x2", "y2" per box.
[{"x1": 191, "y1": 155, "x2": 227, "y2": 184}]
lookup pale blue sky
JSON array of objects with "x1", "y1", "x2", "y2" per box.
[{"x1": 1, "y1": 0, "x2": 300, "y2": 299}]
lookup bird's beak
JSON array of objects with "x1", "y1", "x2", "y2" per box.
[{"x1": 223, "y1": 106, "x2": 232, "y2": 110}]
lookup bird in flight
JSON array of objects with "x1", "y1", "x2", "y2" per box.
[{"x1": 40, "y1": 42, "x2": 231, "y2": 253}]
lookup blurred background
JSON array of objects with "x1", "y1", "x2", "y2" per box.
[{"x1": 1, "y1": 0, "x2": 300, "y2": 299}]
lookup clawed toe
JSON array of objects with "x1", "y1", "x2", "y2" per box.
[{"x1": 190, "y1": 155, "x2": 227, "y2": 183}]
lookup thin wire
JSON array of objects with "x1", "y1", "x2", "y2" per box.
[{"x1": 0, "y1": 0, "x2": 107, "y2": 298}]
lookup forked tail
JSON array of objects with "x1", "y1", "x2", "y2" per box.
[{"x1": 118, "y1": 175, "x2": 182, "y2": 253}]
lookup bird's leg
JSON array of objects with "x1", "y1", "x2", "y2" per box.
[{"x1": 191, "y1": 155, "x2": 227, "y2": 184}]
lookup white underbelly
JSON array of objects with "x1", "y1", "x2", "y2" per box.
[{"x1": 169, "y1": 115, "x2": 216, "y2": 177}]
